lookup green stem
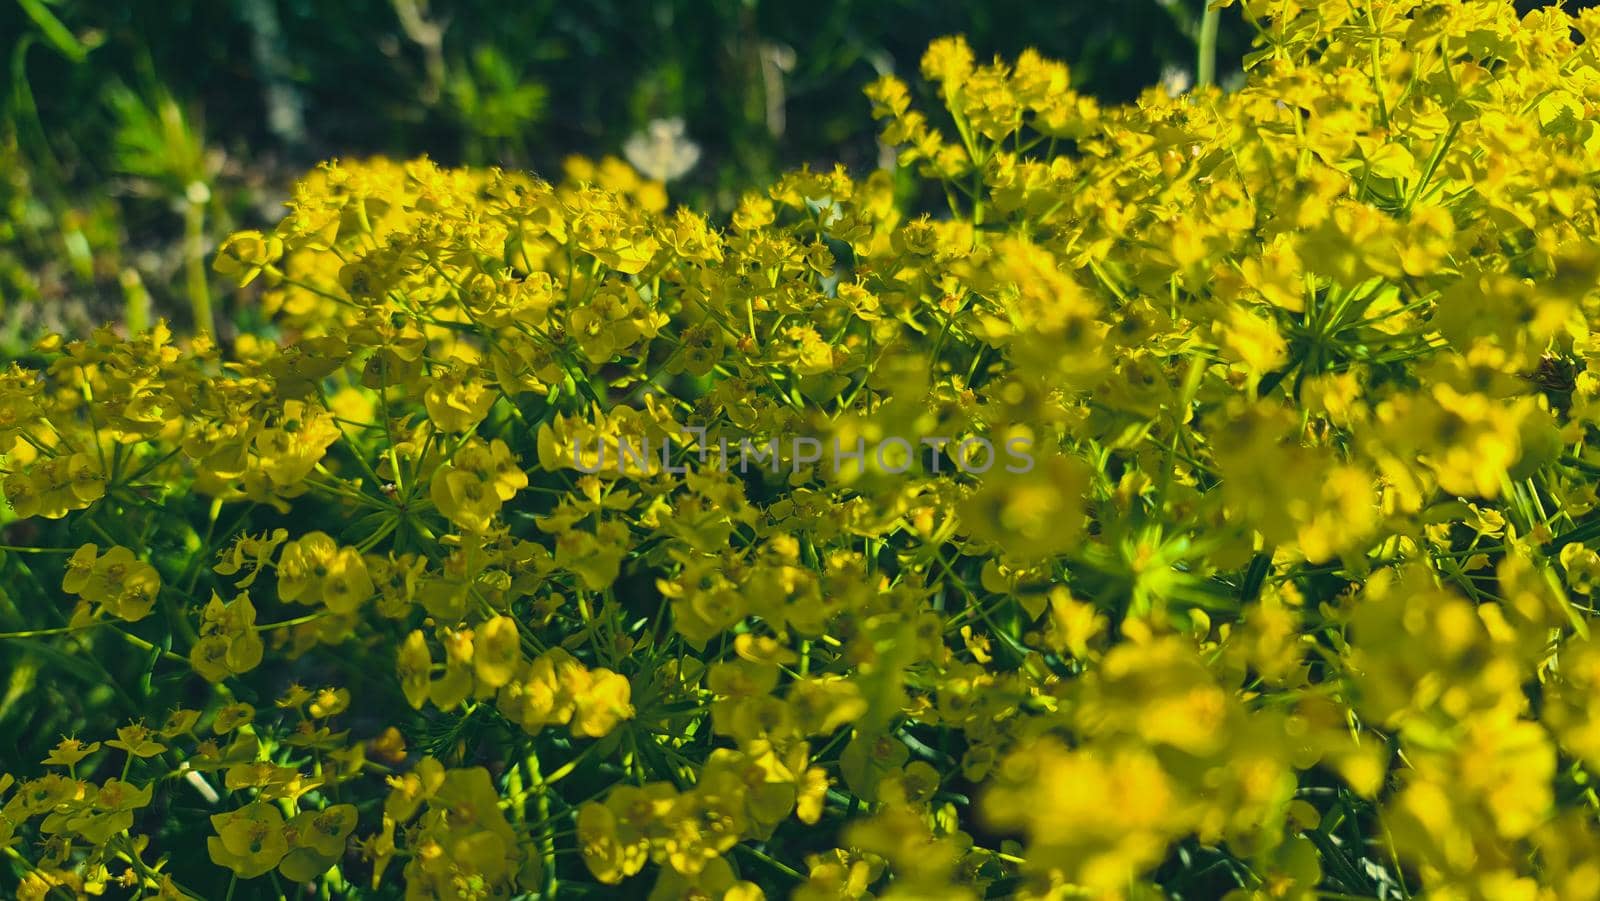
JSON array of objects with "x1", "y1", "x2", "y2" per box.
[
  {"x1": 1197, "y1": 2, "x2": 1221, "y2": 89},
  {"x1": 254, "y1": 611, "x2": 333, "y2": 632},
  {"x1": 521, "y1": 751, "x2": 559, "y2": 898},
  {"x1": 0, "y1": 623, "x2": 87, "y2": 639},
  {"x1": 184, "y1": 198, "x2": 213, "y2": 335},
  {"x1": 733, "y1": 842, "x2": 804, "y2": 882},
  {"x1": 121, "y1": 268, "x2": 150, "y2": 334}
]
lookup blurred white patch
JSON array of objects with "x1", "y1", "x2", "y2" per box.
[
  {"x1": 183, "y1": 767, "x2": 221, "y2": 804},
  {"x1": 762, "y1": 43, "x2": 796, "y2": 137},
  {"x1": 623, "y1": 118, "x2": 701, "y2": 182},
  {"x1": 1161, "y1": 65, "x2": 1194, "y2": 97}
]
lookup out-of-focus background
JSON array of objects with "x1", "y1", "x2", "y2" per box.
[{"x1": 0, "y1": 0, "x2": 1586, "y2": 346}]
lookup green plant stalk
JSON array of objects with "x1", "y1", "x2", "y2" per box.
[
  {"x1": 183, "y1": 198, "x2": 212, "y2": 335},
  {"x1": 16, "y1": 0, "x2": 88, "y2": 62},
  {"x1": 121, "y1": 269, "x2": 150, "y2": 334},
  {"x1": 520, "y1": 751, "x2": 558, "y2": 897},
  {"x1": 1197, "y1": 2, "x2": 1221, "y2": 89}
]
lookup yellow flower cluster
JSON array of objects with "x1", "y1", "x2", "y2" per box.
[
  {"x1": 61, "y1": 544, "x2": 162, "y2": 623},
  {"x1": 6, "y1": 1, "x2": 1600, "y2": 897}
]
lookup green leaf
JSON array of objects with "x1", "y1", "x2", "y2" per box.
[{"x1": 15, "y1": 0, "x2": 90, "y2": 63}]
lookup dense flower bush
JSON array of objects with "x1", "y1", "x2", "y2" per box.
[{"x1": 6, "y1": 0, "x2": 1600, "y2": 897}]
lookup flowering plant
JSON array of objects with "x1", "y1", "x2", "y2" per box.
[{"x1": 6, "y1": 1, "x2": 1600, "y2": 897}]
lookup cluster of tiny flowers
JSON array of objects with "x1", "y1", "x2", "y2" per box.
[{"x1": 6, "y1": 1, "x2": 1600, "y2": 897}]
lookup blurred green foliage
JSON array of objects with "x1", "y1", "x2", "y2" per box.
[{"x1": 0, "y1": 0, "x2": 1254, "y2": 341}]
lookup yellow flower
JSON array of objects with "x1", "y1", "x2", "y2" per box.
[
  {"x1": 472, "y1": 615, "x2": 521, "y2": 689},
  {"x1": 430, "y1": 467, "x2": 502, "y2": 532},
  {"x1": 213, "y1": 230, "x2": 284, "y2": 286},
  {"x1": 59, "y1": 544, "x2": 161, "y2": 622},
  {"x1": 422, "y1": 362, "x2": 496, "y2": 432},
  {"x1": 158, "y1": 708, "x2": 201, "y2": 738},
  {"x1": 1216, "y1": 304, "x2": 1288, "y2": 376},
  {"x1": 209, "y1": 801, "x2": 290, "y2": 878},
  {"x1": 308, "y1": 688, "x2": 351, "y2": 719},
  {"x1": 578, "y1": 800, "x2": 647, "y2": 885},
  {"x1": 190, "y1": 593, "x2": 264, "y2": 682},
  {"x1": 106, "y1": 724, "x2": 166, "y2": 759},
  {"x1": 42, "y1": 738, "x2": 100, "y2": 769},
  {"x1": 397, "y1": 630, "x2": 433, "y2": 710},
  {"x1": 920, "y1": 35, "x2": 975, "y2": 93},
  {"x1": 212, "y1": 702, "x2": 256, "y2": 734},
  {"x1": 60, "y1": 544, "x2": 98, "y2": 596},
  {"x1": 571, "y1": 668, "x2": 635, "y2": 738},
  {"x1": 958, "y1": 455, "x2": 1090, "y2": 562},
  {"x1": 279, "y1": 803, "x2": 358, "y2": 882},
  {"x1": 254, "y1": 400, "x2": 341, "y2": 488},
  {"x1": 277, "y1": 532, "x2": 372, "y2": 612},
  {"x1": 985, "y1": 739, "x2": 1185, "y2": 894}
]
